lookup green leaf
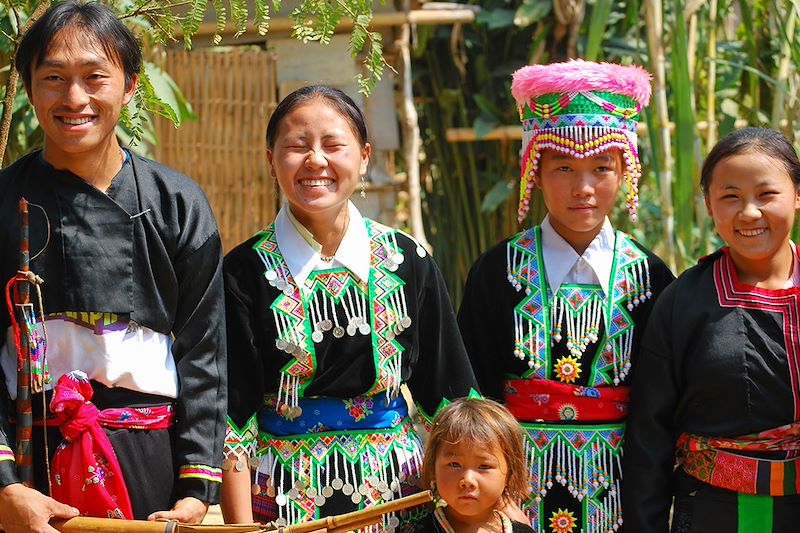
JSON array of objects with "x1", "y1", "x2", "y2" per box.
[
  {"x1": 720, "y1": 97, "x2": 739, "y2": 117},
  {"x1": 473, "y1": 94, "x2": 503, "y2": 120},
  {"x1": 513, "y1": 0, "x2": 551, "y2": 28},
  {"x1": 481, "y1": 180, "x2": 515, "y2": 213},
  {"x1": 473, "y1": 113, "x2": 499, "y2": 139},
  {"x1": 477, "y1": 8, "x2": 516, "y2": 30},
  {"x1": 584, "y1": 0, "x2": 613, "y2": 60}
]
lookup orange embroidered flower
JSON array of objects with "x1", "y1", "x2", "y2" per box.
[
  {"x1": 549, "y1": 509, "x2": 576, "y2": 533},
  {"x1": 554, "y1": 355, "x2": 581, "y2": 383}
]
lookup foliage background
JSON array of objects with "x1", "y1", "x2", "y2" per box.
[
  {"x1": 0, "y1": 0, "x2": 384, "y2": 165},
  {"x1": 3, "y1": 0, "x2": 799, "y2": 306},
  {"x1": 413, "y1": 0, "x2": 800, "y2": 304}
]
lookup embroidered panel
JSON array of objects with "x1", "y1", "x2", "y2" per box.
[
  {"x1": 521, "y1": 422, "x2": 624, "y2": 533},
  {"x1": 252, "y1": 220, "x2": 420, "y2": 419},
  {"x1": 506, "y1": 227, "x2": 651, "y2": 386}
]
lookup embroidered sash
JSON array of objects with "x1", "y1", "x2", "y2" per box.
[
  {"x1": 678, "y1": 422, "x2": 800, "y2": 496},
  {"x1": 49, "y1": 371, "x2": 175, "y2": 519},
  {"x1": 504, "y1": 378, "x2": 629, "y2": 422}
]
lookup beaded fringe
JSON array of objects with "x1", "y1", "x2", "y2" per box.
[
  {"x1": 507, "y1": 240, "x2": 651, "y2": 385},
  {"x1": 254, "y1": 434, "x2": 423, "y2": 531},
  {"x1": 525, "y1": 430, "x2": 624, "y2": 533}
]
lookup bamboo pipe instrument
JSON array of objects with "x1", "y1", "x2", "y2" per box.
[
  {"x1": 262, "y1": 490, "x2": 432, "y2": 533},
  {"x1": 0, "y1": 490, "x2": 433, "y2": 533},
  {"x1": 15, "y1": 197, "x2": 33, "y2": 486},
  {"x1": 45, "y1": 520, "x2": 263, "y2": 533}
]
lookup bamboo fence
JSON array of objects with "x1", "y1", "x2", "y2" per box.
[{"x1": 153, "y1": 48, "x2": 279, "y2": 252}]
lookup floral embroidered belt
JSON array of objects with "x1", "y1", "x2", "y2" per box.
[
  {"x1": 504, "y1": 378, "x2": 629, "y2": 422},
  {"x1": 258, "y1": 394, "x2": 408, "y2": 436},
  {"x1": 678, "y1": 421, "x2": 800, "y2": 496}
]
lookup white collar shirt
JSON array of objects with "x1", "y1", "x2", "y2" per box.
[
  {"x1": 540, "y1": 215, "x2": 616, "y2": 296},
  {"x1": 274, "y1": 201, "x2": 371, "y2": 292}
]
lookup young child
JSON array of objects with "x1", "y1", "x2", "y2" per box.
[
  {"x1": 458, "y1": 60, "x2": 675, "y2": 533},
  {"x1": 624, "y1": 127, "x2": 800, "y2": 532},
  {"x1": 417, "y1": 398, "x2": 533, "y2": 533}
]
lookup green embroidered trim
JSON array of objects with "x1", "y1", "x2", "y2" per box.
[
  {"x1": 224, "y1": 414, "x2": 258, "y2": 460},
  {"x1": 520, "y1": 421, "x2": 625, "y2": 533},
  {"x1": 415, "y1": 388, "x2": 482, "y2": 433},
  {"x1": 254, "y1": 418, "x2": 423, "y2": 524}
]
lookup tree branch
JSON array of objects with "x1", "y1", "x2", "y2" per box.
[
  {"x1": 118, "y1": 0, "x2": 194, "y2": 20},
  {"x1": 0, "y1": 0, "x2": 52, "y2": 167}
]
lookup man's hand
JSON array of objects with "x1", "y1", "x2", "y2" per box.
[
  {"x1": 147, "y1": 497, "x2": 209, "y2": 524},
  {"x1": 0, "y1": 483, "x2": 80, "y2": 533}
]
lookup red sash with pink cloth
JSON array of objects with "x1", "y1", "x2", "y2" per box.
[{"x1": 49, "y1": 371, "x2": 174, "y2": 518}]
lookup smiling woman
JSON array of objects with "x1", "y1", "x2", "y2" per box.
[
  {"x1": 266, "y1": 94, "x2": 370, "y2": 252},
  {"x1": 624, "y1": 128, "x2": 800, "y2": 533},
  {"x1": 221, "y1": 85, "x2": 479, "y2": 529}
]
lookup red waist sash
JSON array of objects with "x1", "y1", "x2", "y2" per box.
[
  {"x1": 504, "y1": 379, "x2": 629, "y2": 422},
  {"x1": 678, "y1": 421, "x2": 800, "y2": 496},
  {"x1": 50, "y1": 371, "x2": 175, "y2": 519}
]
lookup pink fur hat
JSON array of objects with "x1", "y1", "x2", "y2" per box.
[
  {"x1": 511, "y1": 59, "x2": 652, "y2": 223},
  {"x1": 511, "y1": 59, "x2": 652, "y2": 108}
]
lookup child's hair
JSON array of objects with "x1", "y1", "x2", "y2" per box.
[
  {"x1": 420, "y1": 397, "x2": 529, "y2": 505},
  {"x1": 700, "y1": 127, "x2": 800, "y2": 194}
]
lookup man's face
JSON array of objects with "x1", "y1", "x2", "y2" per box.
[{"x1": 27, "y1": 27, "x2": 136, "y2": 167}]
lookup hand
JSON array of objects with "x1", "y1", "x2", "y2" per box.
[
  {"x1": 148, "y1": 497, "x2": 209, "y2": 524},
  {"x1": 0, "y1": 483, "x2": 80, "y2": 533}
]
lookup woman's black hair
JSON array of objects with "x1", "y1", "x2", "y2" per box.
[
  {"x1": 700, "y1": 127, "x2": 800, "y2": 193},
  {"x1": 266, "y1": 85, "x2": 368, "y2": 149},
  {"x1": 16, "y1": 1, "x2": 142, "y2": 91}
]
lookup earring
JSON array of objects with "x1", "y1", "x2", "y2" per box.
[
  {"x1": 430, "y1": 480, "x2": 438, "y2": 499},
  {"x1": 360, "y1": 175, "x2": 367, "y2": 198}
]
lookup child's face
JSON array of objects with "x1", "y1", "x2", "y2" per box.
[
  {"x1": 434, "y1": 440, "x2": 508, "y2": 524},
  {"x1": 705, "y1": 151, "x2": 800, "y2": 273},
  {"x1": 536, "y1": 150, "x2": 622, "y2": 251}
]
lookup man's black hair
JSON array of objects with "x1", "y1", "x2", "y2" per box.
[{"x1": 16, "y1": 1, "x2": 142, "y2": 90}]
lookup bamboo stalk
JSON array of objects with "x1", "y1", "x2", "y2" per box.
[
  {"x1": 705, "y1": 0, "x2": 718, "y2": 148},
  {"x1": 43, "y1": 519, "x2": 264, "y2": 533},
  {"x1": 771, "y1": 0, "x2": 796, "y2": 129},
  {"x1": 644, "y1": 0, "x2": 677, "y2": 272},
  {"x1": 398, "y1": 1, "x2": 431, "y2": 251},
  {"x1": 50, "y1": 518, "x2": 177, "y2": 533}
]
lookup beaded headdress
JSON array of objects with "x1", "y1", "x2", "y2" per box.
[{"x1": 511, "y1": 59, "x2": 652, "y2": 223}]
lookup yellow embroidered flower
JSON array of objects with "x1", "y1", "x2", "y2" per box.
[
  {"x1": 554, "y1": 355, "x2": 581, "y2": 383},
  {"x1": 550, "y1": 509, "x2": 576, "y2": 533}
]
